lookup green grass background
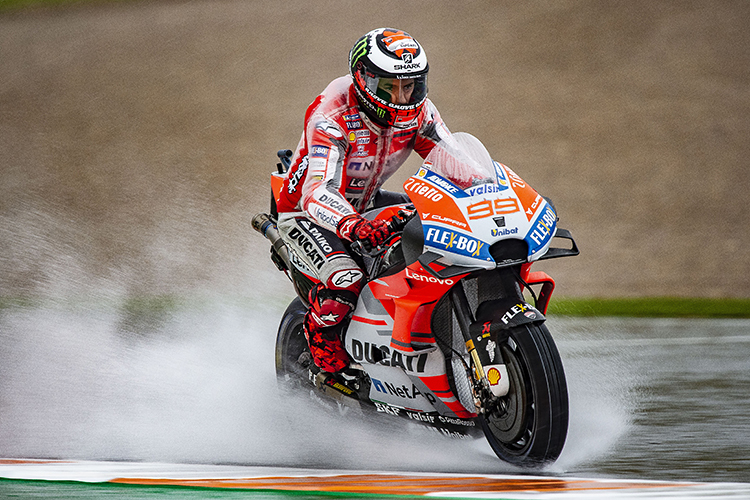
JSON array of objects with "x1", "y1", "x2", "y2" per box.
[
  {"x1": 546, "y1": 297, "x2": 750, "y2": 318},
  {"x1": 2, "y1": 294, "x2": 748, "y2": 318}
]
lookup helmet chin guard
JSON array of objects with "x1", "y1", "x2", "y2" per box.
[{"x1": 349, "y1": 28, "x2": 429, "y2": 128}]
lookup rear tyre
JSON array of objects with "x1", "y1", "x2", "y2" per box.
[
  {"x1": 275, "y1": 298, "x2": 310, "y2": 386},
  {"x1": 480, "y1": 322, "x2": 569, "y2": 467}
]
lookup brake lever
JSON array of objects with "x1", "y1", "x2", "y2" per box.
[
  {"x1": 349, "y1": 240, "x2": 366, "y2": 256},
  {"x1": 351, "y1": 233, "x2": 401, "y2": 258},
  {"x1": 388, "y1": 209, "x2": 417, "y2": 233}
]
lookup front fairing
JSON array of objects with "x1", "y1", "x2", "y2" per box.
[{"x1": 403, "y1": 133, "x2": 557, "y2": 269}]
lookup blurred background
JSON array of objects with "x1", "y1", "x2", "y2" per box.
[
  {"x1": 2, "y1": 0, "x2": 749, "y2": 304},
  {"x1": 2, "y1": 1, "x2": 750, "y2": 481}
]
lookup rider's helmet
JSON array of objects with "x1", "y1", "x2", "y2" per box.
[{"x1": 349, "y1": 28, "x2": 429, "y2": 128}]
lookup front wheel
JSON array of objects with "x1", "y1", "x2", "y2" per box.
[{"x1": 480, "y1": 322, "x2": 569, "y2": 467}]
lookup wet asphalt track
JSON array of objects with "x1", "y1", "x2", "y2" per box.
[{"x1": 1, "y1": 306, "x2": 749, "y2": 498}]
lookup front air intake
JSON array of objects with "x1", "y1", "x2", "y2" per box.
[{"x1": 489, "y1": 238, "x2": 528, "y2": 266}]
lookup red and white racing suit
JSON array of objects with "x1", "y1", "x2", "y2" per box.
[{"x1": 276, "y1": 76, "x2": 451, "y2": 373}]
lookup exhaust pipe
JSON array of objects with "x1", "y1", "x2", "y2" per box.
[{"x1": 252, "y1": 213, "x2": 291, "y2": 271}]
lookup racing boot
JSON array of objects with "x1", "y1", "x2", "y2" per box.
[
  {"x1": 303, "y1": 313, "x2": 351, "y2": 374},
  {"x1": 303, "y1": 315, "x2": 372, "y2": 402}
]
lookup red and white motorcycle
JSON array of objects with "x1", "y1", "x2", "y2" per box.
[{"x1": 253, "y1": 133, "x2": 578, "y2": 467}]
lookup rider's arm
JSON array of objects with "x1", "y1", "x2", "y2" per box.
[
  {"x1": 300, "y1": 118, "x2": 357, "y2": 233},
  {"x1": 414, "y1": 99, "x2": 453, "y2": 158}
]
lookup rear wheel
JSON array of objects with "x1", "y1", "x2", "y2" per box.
[
  {"x1": 480, "y1": 322, "x2": 569, "y2": 467},
  {"x1": 275, "y1": 298, "x2": 310, "y2": 385}
]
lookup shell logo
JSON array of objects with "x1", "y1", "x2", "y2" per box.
[
  {"x1": 487, "y1": 367, "x2": 502, "y2": 385},
  {"x1": 349, "y1": 131, "x2": 357, "y2": 143}
]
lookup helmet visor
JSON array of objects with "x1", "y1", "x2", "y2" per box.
[{"x1": 363, "y1": 72, "x2": 428, "y2": 108}]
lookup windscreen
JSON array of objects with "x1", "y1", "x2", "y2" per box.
[{"x1": 423, "y1": 132, "x2": 496, "y2": 189}]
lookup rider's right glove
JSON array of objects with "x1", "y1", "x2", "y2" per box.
[{"x1": 337, "y1": 214, "x2": 390, "y2": 251}]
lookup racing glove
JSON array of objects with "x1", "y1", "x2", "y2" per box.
[{"x1": 337, "y1": 214, "x2": 391, "y2": 251}]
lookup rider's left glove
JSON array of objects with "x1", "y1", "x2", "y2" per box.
[{"x1": 337, "y1": 214, "x2": 390, "y2": 251}]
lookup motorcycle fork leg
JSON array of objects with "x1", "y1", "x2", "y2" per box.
[
  {"x1": 450, "y1": 281, "x2": 512, "y2": 403},
  {"x1": 449, "y1": 283, "x2": 488, "y2": 383}
]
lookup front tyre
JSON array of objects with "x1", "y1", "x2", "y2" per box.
[{"x1": 480, "y1": 322, "x2": 569, "y2": 467}]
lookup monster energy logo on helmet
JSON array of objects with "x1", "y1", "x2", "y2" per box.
[{"x1": 349, "y1": 37, "x2": 369, "y2": 71}]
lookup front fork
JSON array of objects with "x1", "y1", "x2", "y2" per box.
[{"x1": 449, "y1": 283, "x2": 511, "y2": 414}]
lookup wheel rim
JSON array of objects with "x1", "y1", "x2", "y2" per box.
[
  {"x1": 484, "y1": 341, "x2": 534, "y2": 452},
  {"x1": 281, "y1": 323, "x2": 309, "y2": 375}
]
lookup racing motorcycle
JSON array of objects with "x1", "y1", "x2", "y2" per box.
[{"x1": 253, "y1": 133, "x2": 578, "y2": 467}]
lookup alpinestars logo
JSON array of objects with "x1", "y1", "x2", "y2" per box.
[
  {"x1": 319, "y1": 312, "x2": 340, "y2": 323},
  {"x1": 331, "y1": 269, "x2": 363, "y2": 288},
  {"x1": 337, "y1": 216, "x2": 359, "y2": 240},
  {"x1": 287, "y1": 156, "x2": 308, "y2": 194}
]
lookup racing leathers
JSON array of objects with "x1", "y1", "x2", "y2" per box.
[{"x1": 276, "y1": 76, "x2": 452, "y2": 373}]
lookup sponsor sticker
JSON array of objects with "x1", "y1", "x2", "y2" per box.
[
  {"x1": 423, "y1": 225, "x2": 491, "y2": 260},
  {"x1": 405, "y1": 267, "x2": 454, "y2": 286},
  {"x1": 466, "y1": 183, "x2": 508, "y2": 196},
  {"x1": 423, "y1": 213, "x2": 469, "y2": 230},
  {"x1": 525, "y1": 204, "x2": 557, "y2": 255},
  {"x1": 351, "y1": 340, "x2": 430, "y2": 374},
  {"x1": 310, "y1": 145, "x2": 330, "y2": 158},
  {"x1": 347, "y1": 177, "x2": 366, "y2": 193},
  {"x1": 491, "y1": 227, "x2": 519, "y2": 237},
  {"x1": 318, "y1": 193, "x2": 352, "y2": 215},
  {"x1": 288, "y1": 226, "x2": 326, "y2": 270},
  {"x1": 493, "y1": 161, "x2": 509, "y2": 187},
  {"x1": 286, "y1": 156, "x2": 308, "y2": 194},
  {"x1": 501, "y1": 303, "x2": 537, "y2": 325},
  {"x1": 348, "y1": 161, "x2": 373, "y2": 171},
  {"x1": 487, "y1": 367, "x2": 502, "y2": 385},
  {"x1": 423, "y1": 172, "x2": 467, "y2": 197},
  {"x1": 404, "y1": 177, "x2": 444, "y2": 202},
  {"x1": 370, "y1": 378, "x2": 434, "y2": 402}
]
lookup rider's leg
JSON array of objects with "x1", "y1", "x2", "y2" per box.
[
  {"x1": 304, "y1": 267, "x2": 363, "y2": 373},
  {"x1": 277, "y1": 215, "x2": 364, "y2": 373}
]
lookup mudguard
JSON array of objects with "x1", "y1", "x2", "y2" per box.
[
  {"x1": 473, "y1": 297, "x2": 545, "y2": 333},
  {"x1": 467, "y1": 297, "x2": 545, "y2": 397}
]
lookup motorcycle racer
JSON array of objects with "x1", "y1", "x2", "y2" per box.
[{"x1": 275, "y1": 28, "x2": 453, "y2": 377}]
